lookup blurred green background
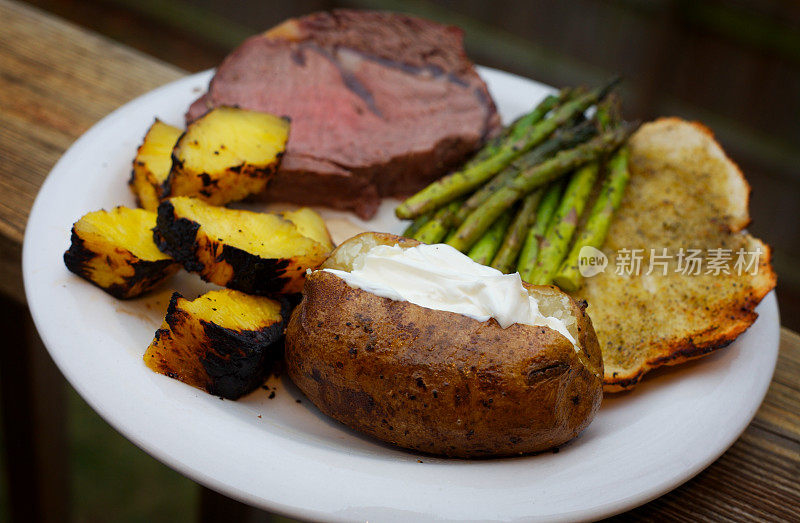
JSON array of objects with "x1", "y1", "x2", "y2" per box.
[
  {"x1": 6, "y1": 0, "x2": 799, "y2": 521},
  {"x1": 1, "y1": 387, "x2": 197, "y2": 523}
]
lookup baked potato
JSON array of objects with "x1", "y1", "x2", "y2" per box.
[
  {"x1": 63, "y1": 207, "x2": 180, "y2": 299},
  {"x1": 144, "y1": 288, "x2": 289, "y2": 399},
  {"x1": 285, "y1": 232, "x2": 603, "y2": 458},
  {"x1": 165, "y1": 106, "x2": 290, "y2": 205},
  {"x1": 153, "y1": 196, "x2": 334, "y2": 295},
  {"x1": 129, "y1": 119, "x2": 182, "y2": 211}
]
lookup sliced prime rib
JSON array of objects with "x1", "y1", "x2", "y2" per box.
[{"x1": 186, "y1": 9, "x2": 500, "y2": 219}]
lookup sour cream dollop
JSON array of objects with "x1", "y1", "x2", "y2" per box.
[{"x1": 322, "y1": 243, "x2": 577, "y2": 347}]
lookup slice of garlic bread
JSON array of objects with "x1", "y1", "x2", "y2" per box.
[
  {"x1": 64, "y1": 207, "x2": 180, "y2": 299},
  {"x1": 129, "y1": 119, "x2": 182, "y2": 211},
  {"x1": 572, "y1": 118, "x2": 776, "y2": 391},
  {"x1": 144, "y1": 289, "x2": 288, "y2": 399},
  {"x1": 166, "y1": 106, "x2": 290, "y2": 205},
  {"x1": 153, "y1": 197, "x2": 334, "y2": 295}
]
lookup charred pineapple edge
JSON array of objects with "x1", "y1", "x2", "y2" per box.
[
  {"x1": 63, "y1": 207, "x2": 180, "y2": 299},
  {"x1": 144, "y1": 290, "x2": 290, "y2": 399},
  {"x1": 152, "y1": 198, "x2": 330, "y2": 296}
]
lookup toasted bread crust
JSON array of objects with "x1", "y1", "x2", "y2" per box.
[
  {"x1": 603, "y1": 238, "x2": 774, "y2": 392},
  {"x1": 636, "y1": 117, "x2": 752, "y2": 231},
  {"x1": 572, "y1": 118, "x2": 776, "y2": 391}
]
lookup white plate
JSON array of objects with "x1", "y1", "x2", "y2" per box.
[{"x1": 23, "y1": 68, "x2": 779, "y2": 522}]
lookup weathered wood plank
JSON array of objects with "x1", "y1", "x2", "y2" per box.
[
  {"x1": 617, "y1": 329, "x2": 800, "y2": 521},
  {"x1": 0, "y1": 0, "x2": 184, "y2": 245}
]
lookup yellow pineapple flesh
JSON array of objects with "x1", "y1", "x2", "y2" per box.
[
  {"x1": 130, "y1": 120, "x2": 182, "y2": 211},
  {"x1": 167, "y1": 107, "x2": 290, "y2": 205},
  {"x1": 144, "y1": 288, "x2": 286, "y2": 399},
  {"x1": 64, "y1": 207, "x2": 179, "y2": 298},
  {"x1": 153, "y1": 197, "x2": 332, "y2": 295}
]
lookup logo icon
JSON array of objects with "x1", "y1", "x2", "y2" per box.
[{"x1": 578, "y1": 246, "x2": 608, "y2": 278}]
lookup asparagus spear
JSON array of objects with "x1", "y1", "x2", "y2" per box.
[
  {"x1": 412, "y1": 199, "x2": 463, "y2": 244},
  {"x1": 446, "y1": 124, "x2": 632, "y2": 252},
  {"x1": 529, "y1": 162, "x2": 600, "y2": 285},
  {"x1": 467, "y1": 210, "x2": 514, "y2": 264},
  {"x1": 455, "y1": 168, "x2": 518, "y2": 226},
  {"x1": 453, "y1": 120, "x2": 596, "y2": 226},
  {"x1": 593, "y1": 93, "x2": 621, "y2": 133},
  {"x1": 543, "y1": 95, "x2": 623, "y2": 288},
  {"x1": 466, "y1": 92, "x2": 567, "y2": 165},
  {"x1": 518, "y1": 182, "x2": 564, "y2": 282},
  {"x1": 395, "y1": 94, "x2": 558, "y2": 220},
  {"x1": 490, "y1": 189, "x2": 544, "y2": 273},
  {"x1": 553, "y1": 146, "x2": 630, "y2": 291},
  {"x1": 402, "y1": 211, "x2": 433, "y2": 237},
  {"x1": 395, "y1": 79, "x2": 618, "y2": 219}
]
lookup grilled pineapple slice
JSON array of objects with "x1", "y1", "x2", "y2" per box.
[
  {"x1": 129, "y1": 119, "x2": 182, "y2": 211},
  {"x1": 64, "y1": 207, "x2": 180, "y2": 299},
  {"x1": 144, "y1": 289, "x2": 288, "y2": 399},
  {"x1": 166, "y1": 107, "x2": 290, "y2": 205},
  {"x1": 154, "y1": 197, "x2": 334, "y2": 295}
]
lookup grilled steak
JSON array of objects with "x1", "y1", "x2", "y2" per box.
[{"x1": 187, "y1": 10, "x2": 500, "y2": 218}]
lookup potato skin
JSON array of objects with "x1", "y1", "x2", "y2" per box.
[{"x1": 286, "y1": 270, "x2": 603, "y2": 458}]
